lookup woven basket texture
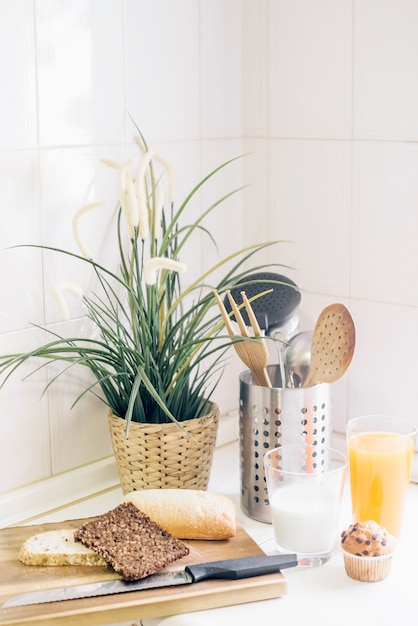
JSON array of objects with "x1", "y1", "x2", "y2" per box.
[{"x1": 108, "y1": 403, "x2": 219, "y2": 494}]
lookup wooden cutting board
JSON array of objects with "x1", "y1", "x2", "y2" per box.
[{"x1": 0, "y1": 517, "x2": 287, "y2": 626}]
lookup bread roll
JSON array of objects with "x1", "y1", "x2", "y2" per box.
[
  {"x1": 122, "y1": 489, "x2": 236, "y2": 540},
  {"x1": 19, "y1": 529, "x2": 107, "y2": 567}
]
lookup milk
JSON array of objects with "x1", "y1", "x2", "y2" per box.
[{"x1": 270, "y1": 483, "x2": 339, "y2": 554}]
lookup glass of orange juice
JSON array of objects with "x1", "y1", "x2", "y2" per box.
[{"x1": 347, "y1": 415, "x2": 417, "y2": 537}]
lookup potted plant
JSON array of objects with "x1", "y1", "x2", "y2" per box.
[{"x1": 0, "y1": 130, "x2": 282, "y2": 494}]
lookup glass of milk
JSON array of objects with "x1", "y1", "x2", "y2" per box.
[{"x1": 264, "y1": 444, "x2": 348, "y2": 567}]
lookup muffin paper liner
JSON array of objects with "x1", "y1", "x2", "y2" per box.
[{"x1": 342, "y1": 550, "x2": 394, "y2": 582}]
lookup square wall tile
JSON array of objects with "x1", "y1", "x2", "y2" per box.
[
  {"x1": 0, "y1": 150, "x2": 44, "y2": 332},
  {"x1": 200, "y1": 139, "x2": 245, "y2": 285},
  {"x1": 268, "y1": 0, "x2": 353, "y2": 139},
  {"x1": 39, "y1": 145, "x2": 126, "y2": 323},
  {"x1": 354, "y1": 0, "x2": 418, "y2": 140},
  {"x1": 346, "y1": 299, "x2": 418, "y2": 422},
  {"x1": 268, "y1": 139, "x2": 351, "y2": 297},
  {"x1": 46, "y1": 322, "x2": 112, "y2": 474},
  {"x1": 0, "y1": 1, "x2": 37, "y2": 149},
  {"x1": 35, "y1": 0, "x2": 125, "y2": 146},
  {"x1": 125, "y1": 0, "x2": 199, "y2": 141},
  {"x1": 200, "y1": 0, "x2": 243, "y2": 137},
  {"x1": 242, "y1": 138, "x2": 269, "y2": 253},
  {"x1": 0, "y1": 328, "x2": 51, "y2": 492},
  {"x1": 351, "y1": 141, "x2": 418, "y2": 306},
  {"x1": 242, "y1": 0, "x2": 267, "y2": 136}
]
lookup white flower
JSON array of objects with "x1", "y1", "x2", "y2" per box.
[
  {"x1": 154, "y1": 152, "x2": 176, "y2": 204},
  {"x1": 101, "y1": 157, "x2": 135, "y2": 236},
  {"x1": 153, "y1": 177, "x2": 163, "y2": 240},
  {"x1": 118, "y1": 160, "x2": 135, "y2": 236},
  {"x1": 125, "y1": 169, "x2": 139, "y2": 228},
  {"x1": 134, "y1": 135, "x2": 175, "y2": 204},
  {"x1": 52, "y1": 282, "x2": 84, "y2": 320},
  {"x1": 72, "y1": 201, "x2": 105, "y2": 258},
  {"x1": 136, "y1": 150, "x2": 153, "y2": 240},
  {"x1": 144, "y1": 257, "x2": 187, "y2": 286}
]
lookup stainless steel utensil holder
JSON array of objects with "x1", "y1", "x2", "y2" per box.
[{"x1": 239, "y1": 364, "x2": 332, "y2": 523}]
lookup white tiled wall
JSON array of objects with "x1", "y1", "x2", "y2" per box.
[
  {"x1": 0, "y1": 0, "x2": 247, "y2": 496},
  {"x1": 1, "y1": 0, "x2": 418, "y2": 498},
  {"x1": 268, "y1": 0, "x2": 353, "y2": 139},
  {"x1": 245, "y1": 0, "x2": 418, "y2": 435}
]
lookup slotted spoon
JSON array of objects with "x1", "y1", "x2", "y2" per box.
[
  {"x1": 303, "y1": 303, "x2": 355, "y2": 388},
  {"x1": 224, "y1": 272, "x2": 301, "y2": 331}
]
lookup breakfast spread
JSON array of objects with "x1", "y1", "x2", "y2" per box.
[{"x1": 340, "y1": 520, "x2": 396, "y2": 582}]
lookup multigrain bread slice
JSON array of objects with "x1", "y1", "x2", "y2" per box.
[
  {"x1": 19, "y1": 529, "x2": 107, "y2": 567},
  {"x1": 74, "y1": 502, "x2": 190, "y2": 581},
  {"x1": 123, "y1": 489, "x2": 236, "y2": 540}
]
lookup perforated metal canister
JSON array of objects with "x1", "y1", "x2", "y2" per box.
[{"x1": 239, "y1": 365, "x2": 332, "y2": 523}]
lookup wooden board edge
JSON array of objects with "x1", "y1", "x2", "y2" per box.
[{"x1": 0, "y1": 575, "x2": 287, "y2": 626}]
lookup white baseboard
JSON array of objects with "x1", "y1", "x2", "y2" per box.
[
  {"x1": 0, "y1": 411, "x2": 239, "y2": 529},
  {"x1": 0, "y1": 457, "x2": 120, "y2": 529}
]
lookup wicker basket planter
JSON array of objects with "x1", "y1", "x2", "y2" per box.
[{"x1": 108, "y1": 403, "x2": 219, "y2": 494}]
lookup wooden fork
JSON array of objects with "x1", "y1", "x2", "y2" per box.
[{"x1": 214, "y1": 289, "x2": 272, "y2": 387}]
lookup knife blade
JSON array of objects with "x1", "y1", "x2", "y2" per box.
[{"x1": 2, "y1": 553, "x2": 298, "y2": 608}]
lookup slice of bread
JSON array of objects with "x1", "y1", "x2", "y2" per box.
[
  {"x1": 19, "y1": 529, "x2": 107, "y2": 567},
  {"x1": 74, "y1": 502, "x2": 190, "y2": 581}
]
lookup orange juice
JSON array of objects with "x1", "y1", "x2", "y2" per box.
[{"x1": 348, "y1": 431, "x2": 414, "y2": 536}]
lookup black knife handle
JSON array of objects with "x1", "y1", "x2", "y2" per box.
[{"x1": 185, "y1": 553, "x2": 298, "y2": 583}]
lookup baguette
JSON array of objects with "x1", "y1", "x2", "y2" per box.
[
  {"x1": 18, "y1": 529, "x2": 107, "y2": 567},
  {"x1": 122, "y1": 489, "x2": 236, "y2": 540}
]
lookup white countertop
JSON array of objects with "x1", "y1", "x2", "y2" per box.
[{"x1": 28, "y1": 441, "x2": 418, "y2": 626}]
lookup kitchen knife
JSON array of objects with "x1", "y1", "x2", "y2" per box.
[{"x1": 2, "y1": 553, "x2": 298, "y2": 608}]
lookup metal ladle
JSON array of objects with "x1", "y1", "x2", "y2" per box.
[
  {"x1": 283, "y1": 330, "x2": 313, "y2": 386},
  {"x1": 303, "y1": 303, "x2": 355, "y2": 388}
]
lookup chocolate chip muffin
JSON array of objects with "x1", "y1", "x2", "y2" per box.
[{"x1": 341, "y1": 520, "x2": 396, "y2": 582}]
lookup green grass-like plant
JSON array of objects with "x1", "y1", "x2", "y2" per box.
[{"x1": 0, "y1": 132, "x2": 285, "y2": 434}]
